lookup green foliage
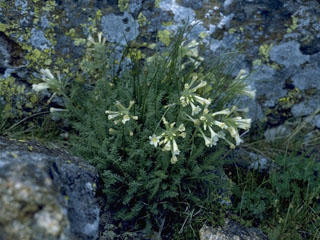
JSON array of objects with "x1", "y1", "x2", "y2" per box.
[
  {"x1": 33, "y1": 25, "x2": 253, "y2": 237},
  {"x1": 231, "y1": 153, "x2": 320, "y2": 239}
]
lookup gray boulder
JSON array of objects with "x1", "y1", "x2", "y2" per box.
[
  {"x1": 0, "y1": 137, "x2": 99, "y2": 240},
  {"x1": 199, "y1": 219, "x2": 268, "y2": 240}
]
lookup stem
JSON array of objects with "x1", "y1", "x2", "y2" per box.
[
  {"x1": 7, "y1": 111, "x2": 50, "y2": 132},
  {"x1": 189, "y1": 128, "x2": 198, "y2": 157},
  {"x1": 154, "y1": 104, "x2": 175, "y2": 133}
]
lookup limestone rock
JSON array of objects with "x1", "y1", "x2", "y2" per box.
[
  {"x1": 1, "y1": 0, "x2": 320, "y2": 133},
  {"x1": 199, "y1": 219, "x2": 268, "y2": 240},
  {"x1": 0, "y1": 137, "x2": 99, "y2": 240}
]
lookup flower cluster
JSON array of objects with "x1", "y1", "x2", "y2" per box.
[
  {"x1": 183, "y1": 70, "x2": 252, "y2": 147},
  {"x1": 181, "y1": 40, "x2": 204, "y2": 68},
  {"x1": 147, "y1": 69, "x2": 253, "y2": 164},
  {"x1": 32, "y1": 69, "x2": 66, "y2": 103},
  {"x1": 105, "y1": 100, "x2": 138, "y2": 125},
  {"x1": 149, "y1": 118, "x2": 186, "y2": 164},
  {"x1": 88, "y1": 32, "x2": 106, "y2": 46},
  {"x1": 180, "y1": 76, "x2": 211, "y2": 115}
]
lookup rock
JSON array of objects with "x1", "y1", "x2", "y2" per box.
[
  {"x1": 269, "y1": 41, "x2": 309, "y2": 68},
  {"x1": 199, "y1": 219, "x2": 268, "y2": 240},
  {"x1": 224, "y1": 148, "x2": 277, "y2": 174},
  {"x1": 313, "y1": 115, "x2": 320, "y2": 128},
  {"x1": 250, "y1": 64, "x2": 287, "y2": 108},
  {"x1": 101, "y1": 12, "x2": 139, "y2": 45},
  {"x1": 291, "y1": 95, "x2": 320, "y2": 117},
  {"x1": 0, "y1": 137, "x2": 99, "y2": 240},
  {"x1": 292, "y1": 63, "x2": 320, "y2": 91},
  {"x1": 264, "y1": 125, "x2": 291, "y2": 142},
  {"x1": 180, "y1": 0, "x2": 203, "y2": 10},
  {"x1": 1, "y1": 0, "x2": 320, "y2": 131}
]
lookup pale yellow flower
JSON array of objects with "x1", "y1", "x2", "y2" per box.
[
  {"x1": 241, "y1": 87, "x2": 256, "y2": 99},
  {"x1": 198, "y1": 129, "x2": 214, "y2": 147},
  {"x1": 105, "y1": 100, "x2": 138, "y2": 125},
  {"x1": 32, "y1": 83, "x2": 50, "y2": 92},
  {"x1": 233, "y1": 117, "x2": 251, "y2": 130},
  {"x1": 178, "y1": 123, "x2": 185, "y2": 132},
  {"x1": 213, "y1": 120, "x2": 228, "y2": 129},
  {"x1": 171, "y1": 155, "x2": 178, "y2": 164},
  {"x1": 172, "y1": 139, "x2": 180, "y2": 155},
  {"x1": 190, "y1": 102, "x2": 201, "y2": 116},
  {"x1": 149, "y1": 134, "x2": 161, "y2": 147}
]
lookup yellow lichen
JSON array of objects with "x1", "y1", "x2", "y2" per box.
[
  {"x1": 162, "y1": 21, "x2": 173, "y2": 27},
  {"x1": 158, "y1": 30, "x2": 171, "y2": 46},
  {"x1": 258, "y1": 43, "x2": 273, "y2": 63},
  {"x1": 155, "y1": 0, "x2": 161, "y2": 8},
  {"x1": 138, "y1": 12, "x2": 147, "y2": 26},
  {"x1": 118, "y1": 0, "x2": 129, "y2": 12},
  {"x1": 287, "y1": 15, "x2": 298, "y2": 33},
  {"x1": 0, "y1": 23, "x2": 8, "y2": 31}
]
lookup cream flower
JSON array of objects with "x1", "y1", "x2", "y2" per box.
[
  {"x1": 171, "y1": 155, "x2": 178, "y2": 164},
  {"x1": 149, "y1": 134, "x2": 161, "y2": 147},
  {"x1": 208, "y1": 126, "x2": 219, "y2": 144},
  {"x1": 191, "y1": 80, "x2": 207, "y2": 92},
  {"x1": 122, "y1": 114, "x2": 131, "y2": 124},
  {"x1": 228, "y1": 126, "x2": 243, "y2": 146},
  {"x1": 194, "y1": 95, "x2": 212, "y2": 106},
  {"x1": 105, "y1": 100, "x2": 138, "y2": 125},
  {"x1": 233, "y1": 117, "x2": 251, "y2": 130},
  {"x1": 32, "y1": 83, "x2": 50, "y2": 92},
  {"x1": 199, "y1": 129, "x2": 214, "y2": 147},
  {"x1": 213, "y1": 120, "x2": 228, "y2": 129},
  {"x1": 211, "y1": 109, "x2": 231, "y2": 117},
  {"x1": 178, "y1": 123, "x2": 185, "y2": 132},
  {"x1": 190, "y1": 102, "x2": 201, "y2": 116},
  {"x1": 172, "y1": 139, "x2": 180, "y2": 155},
  {"x1": 241, "y1": 86, "x2": 256, "y2": 99},
  {"x1": 236, "y1": 69, "x2": 247, "y2": 80}
]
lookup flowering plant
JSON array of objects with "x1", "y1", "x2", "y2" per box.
[{"x1": 34, "y1": 25, "x2": 255, "y2": 236}]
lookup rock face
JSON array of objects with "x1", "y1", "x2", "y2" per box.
[
  {"x1": 0, "y1": 137, "x2": 99, "y2": 240},
  {"x1": 1, "y1": 0, "x2": 320, "y2": 131},
  {"x1": 199, "y1": 219, "x2": 268, "y2": 240}
]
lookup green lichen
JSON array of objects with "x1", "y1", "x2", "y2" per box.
[
  {"x1": 252, "y1": 59, "x2": 262, "y2": 66},
  {"x1": 278, "y1": 88, "x2": 302, "y2": 110},
  {"x1": 66, "y1": 28, "x2": 76, "y2": 38},
  {"x1": 162, "y1": 21, "x2": 173, "y2": 27},
  {"x1": 0, "y1": 76, "x2": 34, "y2": 119},
  {"x1": 199, "y1": 32, "x2": 208, "y2": 39},
  {"x1": 258, "y1": 43, "x2": 273, "y2": 63},
  {"x1": 228, "y1": 28, "x2": 237, "y2": 34},
  {"x1": 155, "y1": 0, "x2": 161, "y2": 8},
  {"x1": 118, "y1": 0, "x2": 129, "y2": 12},
  {"x1": 158, "y1": 30, "x2": 171, "y2": 46},
  {"x1": 138, "y1": 12, "x2": 147, "y2": 27},
  {"x1": 0, "y1": 23, "x2": 8, "y2": 32},
  {"x1": 287, "y1": 15, "x2": 298, "y2": 34},
  {"x1": 96, "y1": 10, "x2": 102, "y2": 21}
]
